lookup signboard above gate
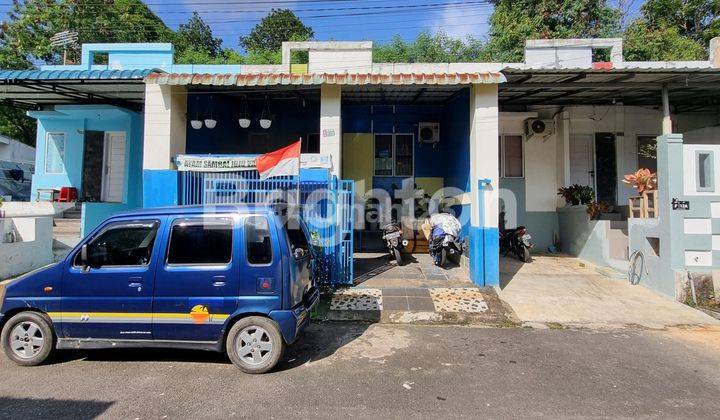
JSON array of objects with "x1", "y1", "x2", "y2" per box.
[{"x1": 175, "y1": 154, "x2": 332, "y2": 172}]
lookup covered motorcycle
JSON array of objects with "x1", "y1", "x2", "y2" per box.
[{"x1": 427, "y1": 213, "x2": 463, "y2": 268}]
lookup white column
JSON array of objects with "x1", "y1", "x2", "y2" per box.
[
  {"x1": 143, "y1": 84, "x2": 187, "y2": 170},
  {"x1": 320, "y1": 84, "x2": 342, "y2": 177},
  {"x1": 469, "y1": 84, "x2": 499, "y2": 229}
]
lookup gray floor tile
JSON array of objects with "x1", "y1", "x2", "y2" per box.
[
  {"x1": 382, "y1": 296, "x2": 408, "y2": 311},
  {"x1": 407, "y1": 297, "x2": 436, "y2": 311}
]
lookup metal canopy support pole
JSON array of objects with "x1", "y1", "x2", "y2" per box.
[{"x1": 662, "y1": 84, "x2": 672, "y2": 135}]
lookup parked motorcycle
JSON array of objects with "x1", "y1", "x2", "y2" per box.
[
  {"x1": 382, "y1": 222, "x2": 408, "y2": 265},
  {"x1": 427, "y1": 213, "x2": 463, "y2": 268},
  {"x1": 499, "y1": 211, "x2": 534, "y2": 263}
]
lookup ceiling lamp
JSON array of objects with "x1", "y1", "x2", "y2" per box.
[
  {"x1": 259, "y1": 95, "x2": 272, "y2": 129},
  {"x1": 190, "y1": 95, "x2": 203, "y2": 129},
  {"x1": 204, "y1": 118, "x2": 217, "y2": 129},
  {"x1": 238, "y1": 97, "x2": 251, "y2": 128}
]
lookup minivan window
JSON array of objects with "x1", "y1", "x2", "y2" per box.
[
  {"x1": 75, "y1": 220, "x2": 159, "y2": 267},
  {"x1": 245, "y1": 216, "x2": 273, "y2": 265},
  {"x1": 167, "y1": 217, "x2": 233, "y2": 265},
  {"x1": 285, "y1": 216, "x2": 310, "y2": 255}
]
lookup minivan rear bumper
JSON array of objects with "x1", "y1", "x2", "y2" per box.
[{"x1": 269, "y1": 287, "x2": 319, "y2": 344}]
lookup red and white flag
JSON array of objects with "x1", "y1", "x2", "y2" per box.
[{"x1": 256, "y1": 140, "x2": 301, "y2": 179}]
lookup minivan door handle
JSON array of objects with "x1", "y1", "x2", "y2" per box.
[
  {"x1": 212, "y1": 276, "x2": 227, "y2": 287},
  {"x1": 128, "y1": 276, "x2": 143, "y2": 289}
]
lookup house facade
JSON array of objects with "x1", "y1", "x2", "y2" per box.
[{"x1": 5, "y1": 38, "x2": 720, "y2": 296}]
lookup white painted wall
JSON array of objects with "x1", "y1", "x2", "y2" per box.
[
  {"x1": 320, "y1": 84, "x2": 342, "y2": 177},
  {"x1": 0, "y1": 216, "x2": 54, "y2": 280},
  {"x1": 309, "y1": 49, "x2": 373, "y2": 74},
  {"x1": 470, "y1": 84, "x2": 499, "y2": 229},
  {"x1": 142, "y1": 84, "x2": 187, "y2": 170},
  {"x1": 683, "y1": 144, "x2": 720, "y2": 196}
]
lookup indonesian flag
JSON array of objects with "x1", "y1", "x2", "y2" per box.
[{"x1": 256, "y1": 140, "x2": 301, "y2": 179}]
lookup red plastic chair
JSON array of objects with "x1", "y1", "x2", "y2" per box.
[{"x1": 57, "y1": 187, "x2": 78, "y2": 202}]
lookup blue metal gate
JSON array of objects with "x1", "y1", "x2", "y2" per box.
[{"x1": 179, "y1": 170, "x2": 354, "y2": 286}]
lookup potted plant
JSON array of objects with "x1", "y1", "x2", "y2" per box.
[
  {"x1": 557, "y1": 184, "x2": 595, "y2": 206},
  {"x1": 586, "y1": 201, "x2": 613, "y2": 220},
  {"x1": 622, "y1": 168, "x2": 656, "y2": 193}
]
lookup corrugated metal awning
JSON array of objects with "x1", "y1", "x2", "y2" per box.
[
  {"x1": 145, "y1": 72, "x2": 506, "y2": 86},
  {"x1": 0, "y1": 68, "x2": 162, "y2": 110},
  {"x1": 0, "y1": 68, "x2": 158, "y2": 81}
]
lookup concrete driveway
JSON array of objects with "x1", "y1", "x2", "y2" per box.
[{"x1": 497, "y1": 255, "x2": 720, "y2": 329}]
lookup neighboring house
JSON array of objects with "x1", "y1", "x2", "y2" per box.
[
  {"x1": 0, "y1": 134, "x2": 34, "y2": 201},
  {"x1": 0, "y1": 38, "x2": 719, "y2": 297}
]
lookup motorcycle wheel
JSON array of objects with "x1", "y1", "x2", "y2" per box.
[
  {"x1": 439, "y1": 248, "x2": 448, "y2": 268},
  {"x1": 518, "y1": 246, "x2": 532, "y2": 263},
  {"x1": 392, "y1": 248, "x2": 403, "y2": 266}
]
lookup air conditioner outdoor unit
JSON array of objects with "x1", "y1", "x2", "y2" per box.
[
  {"x1": 525, "y1": 118, "x2": 555, "y2": 139},
  {"x1": 418, "y1": 122, "x2": 440, "y2": 144}
]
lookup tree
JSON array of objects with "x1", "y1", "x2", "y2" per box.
[
  {"x1": 373, "y1": 31, "x2": 486, "y2": 63},
  {"x1": 1, "y1": 0, "x2": 174, "y2": 65},
  {"x1": 239, "y1": 9, "x2": 314, "y2": 53},
  {"x1": 173, "y1": 12, "x2": 224, "y2": 64},
  {"x1": 483, "y1": 0, "x2": 622, "y2": 62},
  {"x1": 623, "y1": 0, "x2": 719, "y2": 61}
]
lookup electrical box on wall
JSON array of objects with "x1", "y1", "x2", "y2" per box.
[
  {"x1": 418, "y1": 122, "x2": 440, "y2": 145},
  {"x1": 524, "y1": 118, "x2": 555, "y2": 140}
]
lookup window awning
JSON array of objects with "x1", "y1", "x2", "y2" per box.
[
  {"x1": 0, "y1": 68, "x2": 162, "y2": 111},
  {"x1": 145, "y1": 72, "x2": 506, "y2": 87}
]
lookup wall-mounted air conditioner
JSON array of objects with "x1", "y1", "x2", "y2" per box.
[
  {"x1": 418, "y1": 122, "x2": 440, "y2": 145},
  {"x1": 524, "y1": 118, "x2": 555, "y2": 140}
]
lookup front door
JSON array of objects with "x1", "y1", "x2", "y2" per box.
[
  {"x1": 101, "y1": 132, "x2": 126, "y2": 203},
  {"x1": 81, "y1": 130, "x2": 105, "y2": 201},
  {"x1": 60, "y1": 218, "x2": 162, "y2": 339},
  {"x1": 594, "y1": 132, "x2": 617, "y2": 205},
  {"x1": 569, "y1": 134, "x2": 595, "y2": 187},
  {"x1": 153, "y1": 215, "x2": 239, "y2": 342}
]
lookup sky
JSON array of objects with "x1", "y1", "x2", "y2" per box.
[
  {"x1": 146, "y1": 0, "x2": 503, "y2": 50},
  {"x1": 0, "y1": 0, "x2": 644, "y2": 52}
]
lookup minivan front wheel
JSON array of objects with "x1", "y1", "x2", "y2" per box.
[
  {"x1": 1, "y1": 312, "x2": 55, "y2": 366},
  {"x1": 226, "y1": 316, "x2": 284, "y2": 374}
]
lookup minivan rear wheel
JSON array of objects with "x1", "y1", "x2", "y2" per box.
[
  {"x1": 1, "y1": 311, "x2": 55, "y2": 366},
  {"x1": 226, "y1": 316, "x2": 284, "y2": 374}
]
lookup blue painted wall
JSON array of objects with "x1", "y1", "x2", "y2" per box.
[
  {"x1": 341, "y1": 88, "x2": 471, "y2": 195},
  {"x1": 29, "y1": 106, "x2": 144, "y2": 235},
  {"x1": 185, "y1": 92, "x2": 319, "y2": 155}
]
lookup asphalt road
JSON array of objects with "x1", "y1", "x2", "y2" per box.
[{"x1": 1, "y1": 323, "x2": 720, "y2": 419}]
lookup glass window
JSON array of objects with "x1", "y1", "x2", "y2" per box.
[
  {"x1": 502, "y1": 135, "x2": 524, "y2": 178},
  {"x1": 285, "y1": 215, "x2": 310, "y2": 254},
  {"x1": 697, "y1": 151, "x2": 714, "y2": 192},
  {"x1": 75, "y1": 220, "x2": 159, "y2": 267},
  {"x1": 374, "y1": 133, "x2": 414, "y2": 176},
  {"x1": 374, "y1": 134, "x2": 393, "y2": 176},
  {"x1": 245, "y1": 216, "x2": 273, "y2": 265},
  {"x1": 45, "y1": 132, "x2": 66, "y2": 174},
  {"x1": 167, "y1": 217, "x2": 233, "y2": 265}
]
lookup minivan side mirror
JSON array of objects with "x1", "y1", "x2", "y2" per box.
[
  {"x1": 80, "y1": 244, "x2": 90, "y2": 271},
  {"x1": 293, "y1": 247, "x2": 306, "y2": 260}
]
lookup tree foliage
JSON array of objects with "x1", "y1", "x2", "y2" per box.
[
  {"x1": 483, "y1": 0, "x2": 622, "y2": 62},
  {"x1": 173, "y1": 12, "x2": 243, "y2": 64},
  {"x1": 239, "y1": 9, "x2": 314, "y2": 53},
  {"x1": 373, "y1": 31, "x2": 486, "y2": 63},
  {"x1": 623, "y1": 0, "x2": 719, "y2": 60}
]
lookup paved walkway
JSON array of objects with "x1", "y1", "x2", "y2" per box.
[{"x1": 497, "y1": 255, "x2": 720, "y2": 329}]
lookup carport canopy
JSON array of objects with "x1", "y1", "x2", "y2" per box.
[
  {"x1": 0, "y1": 69, "x2": 160, "y2": 111},
  {"x1": 501, "y1": 67, "x2": 720, "y2": 112}
]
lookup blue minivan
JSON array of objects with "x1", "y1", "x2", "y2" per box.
[{"x1": 0, "y1": 205, "x2": 318, "y2": 374}]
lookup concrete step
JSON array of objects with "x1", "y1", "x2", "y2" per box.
[{"x1": 53, "y1": 219, "x2": 81, "y2": 236}]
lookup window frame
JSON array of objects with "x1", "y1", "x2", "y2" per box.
[
  {"x1": 45, "y1": 131, "x2": 66, "y2": 174},
  {"x1": 244, "y1": 215, "x2": 274, "y2": 267},
  {"x1": 500, "y1": 133, "x2": 525, "y2": 179},
  {"x1": 165, "y1": 216, "x2": 235, "y2": 267},
  {"x1": 373, "y1": 132, "x2": 415, "y2": 177},
  {"x1": 696, "y1": 150, "x2": 715, "y2": 193},
  {"x1": 72, "y1": 219, "x2": 160, "y2": 269}
]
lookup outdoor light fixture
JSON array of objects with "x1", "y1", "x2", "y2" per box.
[
  {"x1": 204, "y1": 118, "x2": 217, "y2": 129},
  {"x1": 190, "y1": 120, "x2": 203, "y2": 130},
  {"x1": 238, "y1": 97, "x2": 251, "y2": 128},
  {"x1": 259, "y1": 95, "x2": 272, "y2": 129}
]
